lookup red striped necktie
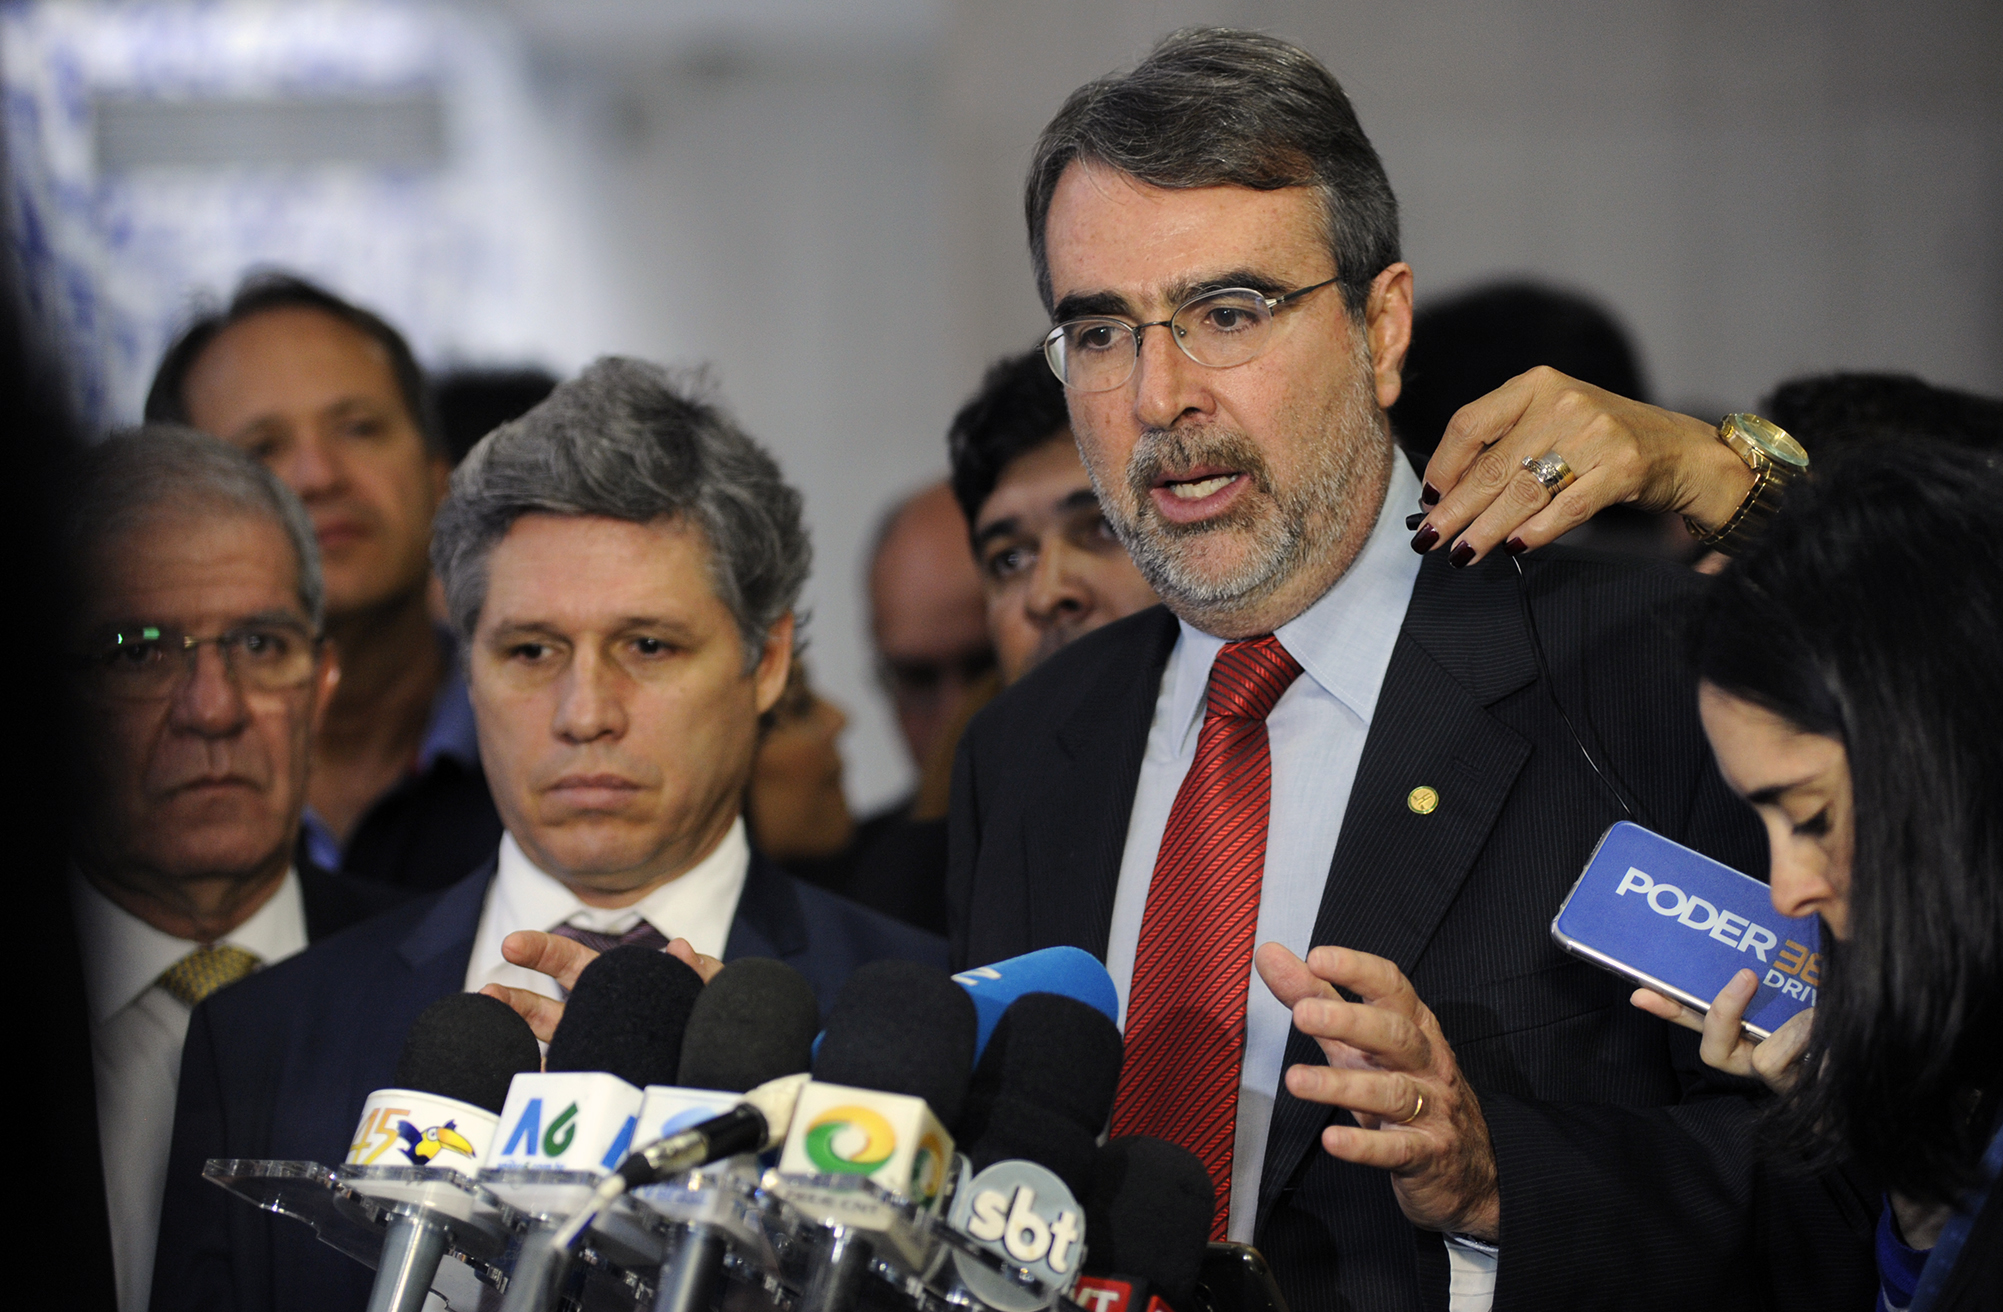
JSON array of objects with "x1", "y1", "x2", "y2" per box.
[{"x1": 1109, "y1": 634, "x2": 1304, "y2": 1239}]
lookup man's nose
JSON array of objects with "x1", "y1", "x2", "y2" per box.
[
  {"x1": 167, "y1": 644, "x2": 253, "y2": 737},
  {"x1": 1132, "y1": 323, "x2": 1212, "y2": 431},
  {"x1": 552, "y1": 649, "x2": 626, "y2": 742},
  {"x1": 1025, "y1": 538, "x2": 1091, "y2": 624},
  {"x1": 277, "y1": 428, "x2": 343, "y2": 498}
]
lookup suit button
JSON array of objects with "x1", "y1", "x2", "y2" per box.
[{"x1": 1407, "y1": 785, "x2": 1440, "y2": 815}]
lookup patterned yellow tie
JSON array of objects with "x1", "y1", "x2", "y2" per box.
[{"x1": 157, "y1": 945, "x2": 262, "y2": 1006}]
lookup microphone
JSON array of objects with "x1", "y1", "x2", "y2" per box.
[
  {"x1": 773, "y1": 962, "x2": 977, "y2": 1312},
  {"x1": 944, "y1": 1157, "x2": 1088, "y2": 1312},
  {"x1": 643, "y1": 958, "x2": 820, "y2": 1312},
  {"x1": 957, "y1": 991, "x2": 1123, "y2": 1199},
  {"x1": 952, "y1": 947, "x2": 1119, "y2": 1059},
  {"x1": 489, "y1": 946, "x2": 705, "y2": 1312},
  {"x1": 342, "y1": 992, "x2": 541, "y2": 1312},
  {"x1": 1074, "y1": 1137, "x2": 1214, "y2": 1312}
]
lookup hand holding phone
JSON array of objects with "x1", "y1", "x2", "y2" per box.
[{"x1": 1630, "y1": 968, "x2": 1814, "y2": 1094}]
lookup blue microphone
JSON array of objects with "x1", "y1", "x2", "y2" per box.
[{"x1": 952, "y1": 947, "x2": 1118, "y2": 1059}]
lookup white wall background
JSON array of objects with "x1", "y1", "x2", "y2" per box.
[{"x1": 12, "y1": 0, "x2": 1999, "y2": 813}]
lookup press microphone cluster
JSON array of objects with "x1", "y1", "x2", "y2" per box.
[{"x1": 223, "y1": 943, "x2": 1228, "y2": 1312}]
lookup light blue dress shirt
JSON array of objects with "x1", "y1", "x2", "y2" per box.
[{"x1": 1103, "y1": 454, "x2": 1423, "y2": 1241}]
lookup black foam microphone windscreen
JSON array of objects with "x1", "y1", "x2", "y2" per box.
[
  {"x1": 545, "y1": 944, "x2": 706, "y2": 1088},
  {"x1": 393, "y1": 991, "x2": 543, "y2": 1114},
  {"x1": 1085, "y1": 1136, "x2": 1215, "y2": 1310},
  {"x1": 676, "y1": 957, "x2": 820, "y2": 1092},
  {"x1": 812, "y1": 959, "x2": 977, "y2": 1127},
  {"x1": 961, "y1": 991, "x2": 1123, "y2": 1136}
]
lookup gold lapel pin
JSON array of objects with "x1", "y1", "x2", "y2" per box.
[{"x1": 1407, "y1": 785, "x2": 1440, "y2": 815}]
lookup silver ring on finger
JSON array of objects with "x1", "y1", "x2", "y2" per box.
[
  {"x1": 1521, "y1": 451, "x2": 1576, "y2": 495},
  {"x1": 1393, "y1": 1091, "x2": 1425, "y2": 1125}
]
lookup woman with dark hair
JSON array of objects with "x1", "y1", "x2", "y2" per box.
[{"x1": 1633, "y1": 439, "x2": 2003, "y2": 1311}]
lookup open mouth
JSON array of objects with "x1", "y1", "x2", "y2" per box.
[{"x1": 1148, "y1": 466, "x2": 1247, "y2": 522}]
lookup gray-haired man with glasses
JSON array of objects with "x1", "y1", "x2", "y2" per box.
[{"x1": 63, "y1": 428, "x2": 401, "y2": 1312}]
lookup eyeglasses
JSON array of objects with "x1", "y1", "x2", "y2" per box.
[
  {"x1": 67, "y1": 622, "x2": 322, "y2": 701},
  {"x1": 1042, "y1": 276, "x2": 1341, "y2": 393}
]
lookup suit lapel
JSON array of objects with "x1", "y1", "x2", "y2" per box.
[
  {"x1": 1022, "y1": 608, "x2": 1182, "y2": 956},
  {"x1": 1257, "y1": 554, "x2": 1539, "y2": 1224},
  {"x1": 396, "y1": 857, "x2": 495, "y2": 973}
]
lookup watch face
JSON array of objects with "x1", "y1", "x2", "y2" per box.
[{"x1": 1733, "y1": 414, "x2": 1810, "y2": 470}]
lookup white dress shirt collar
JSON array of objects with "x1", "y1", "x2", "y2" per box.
[
  {"x1": 68, "y1": 868, "x2": 309, "y2": 1025},
  {"x1": 1160, "y1": 453, "x2": 1423, "y2": 749},
  {"x1": 464, "y1": 817, "x2": 752, "y2": 998}
]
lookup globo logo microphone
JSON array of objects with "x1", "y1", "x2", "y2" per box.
[{"x1": 946, "y1": 1159, "x2": 1085, "y2": 1312}]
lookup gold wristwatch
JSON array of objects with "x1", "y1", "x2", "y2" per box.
[{"x1": 1685, "y1": 413, "x2": 1809, "y2": 558}]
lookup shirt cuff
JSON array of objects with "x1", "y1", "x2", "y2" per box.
[{"x1": 1444, "y1": 1232, "x2": 1498, "y2": 1312}]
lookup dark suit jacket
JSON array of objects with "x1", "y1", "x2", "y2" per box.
[
  {"x1": 153, "y1": 852, "x2": 945, "y2": 1312},
  {"x1": 947, "y1": 549, "x2": 1877, "y2": 1312}
]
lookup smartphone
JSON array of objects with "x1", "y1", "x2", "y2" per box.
[{"x1": 1550, "y1": 821, "x2": 1821, "y2": 1039}]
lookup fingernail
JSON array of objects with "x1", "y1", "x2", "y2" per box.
[
  {"x1": 1405, "y1": 511, "x2": 1425, "y2": 531},
  {"x1": 1410, "y1": 523, "x2": 1439, "y2": 553},
  {"x1": 1449, "y1": 540, "x2": 1476, "y2": 569},
  {"x1": 1504, "y1": 536, "x2": 1527, "y2": 556},
  {"x1": 1422, "y1": 482, "x2": 1441, "y2": 505}
]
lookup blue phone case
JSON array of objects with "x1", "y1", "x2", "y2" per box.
[{"x1": 1550, "y1": 822, "x2": 1822, "y2": 1039}]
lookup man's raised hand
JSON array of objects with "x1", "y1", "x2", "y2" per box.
[{"x1": 1255, "y1": 942, "x2": 1500, "y2": 1241}]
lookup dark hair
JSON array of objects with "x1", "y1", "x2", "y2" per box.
[
  {"x1": 1759, "y1": 371, "x2": 2003, "y2": 458},
  {"x1": 1024, "y1": 27, "x2": 1400, "y2": 319},
  {"x1": 947, "y1": 348, "x2": 1072, "y2": 529},
  {"x1": 1389, "y1": 281, "x2": 1649, "y2": 464},
  {"x1": 1690, "y1": 440, "x2": 2003, "y2": 1204},
  {"x1": 431, "y1": 357, "x2": 809, "y2": 669},
  {"x1": 144, "y1": 270, "x2": 443, "y2": 456}
]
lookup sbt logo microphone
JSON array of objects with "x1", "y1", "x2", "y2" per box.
[
  {"x1": 946, "y1": 1159, "x2": 1084, "y2": 1312},
  {"x1": 1615, "y1": 867, "x2": 1780, "y2": 960}
]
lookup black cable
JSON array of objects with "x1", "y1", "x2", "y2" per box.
[{"x1": 1509, "y1": 553, "x2": 1654, "y2": 830}]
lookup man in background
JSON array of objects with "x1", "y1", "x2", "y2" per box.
[
  {"x1": 949, "y1": 347, "x2": 1160, "y2": 685},
  {"x1": 145, "y1": 273, "x2": 500, "y2": 891},
  {"x1": 65, "y1": 429, "x2": 401, "y2": 1312},
  {"x1": 154, "y1": 359, "x2": 944, "y2": 1312}
]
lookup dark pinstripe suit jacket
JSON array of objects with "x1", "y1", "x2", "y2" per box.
[{"x1": 946, "y1": 548, "x2": 1877, "y2": 1312}]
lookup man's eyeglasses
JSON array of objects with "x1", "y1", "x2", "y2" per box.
[
  {"x1": 1042, "y1": 276, "x2": 1341, "y2": 393},
  {"x1": 67, "y1": 622, "x2": 323, "y2": 700}
]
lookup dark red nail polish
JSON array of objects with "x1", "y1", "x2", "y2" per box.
[
  {"x1": 1422, "y1": 482, "x2": 1442, "y2": 505},
  {"x1": 1411, "y1": 523, "x2": 1439, "y2": 553},
  {"x1": 1449, "y1": 541, "x2": 1476, "y2": 568},
  {"x1": 1405, "y1": 512, "x2": 1425, "y2": 531},
  {"x1": 1504, "y1": 536, "x2": 1528, "y2": 556}
]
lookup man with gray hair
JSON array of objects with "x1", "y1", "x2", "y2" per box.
[
  {"x1": 949, "y1": 26, "x2": 1869, "y2": 1312},
  {"x1": 152, "y1": 358, "x2": 945, "y2": 1312},
  {"x1": 64, "y1": 428, "x2": 403, "y2": 1312}
]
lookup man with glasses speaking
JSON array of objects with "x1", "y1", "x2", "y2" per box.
[
  {"x1": 948, "y1": 27, "x2": 1870, "y2": 1312},
  {"x1": 63, "y1": 428, "x2": 401, "y2": 1312}
]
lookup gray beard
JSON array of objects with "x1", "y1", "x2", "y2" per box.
[{"x1": 1090, "y1": 358, "x2": 1388, "y2": 625}]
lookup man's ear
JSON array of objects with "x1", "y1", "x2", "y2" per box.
[
  {"x1": 752, "y1": 612, "x2": 795, "y2": 717},
  {"x1": 1364, "y1": 263, "x2": 1415, "y2": 411}
]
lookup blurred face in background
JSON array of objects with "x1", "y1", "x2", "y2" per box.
[
  {"x1": 747, "y1": 665, "x2": 856, "y2": 861},
  {"x1": 469, "y1": 513, "x2": 791, "y2": 903},
  {"x1": 870, "y1": 482, "x2": 994, "y2": 767},
  {"x1": 72, "y1": 507, "x2": 337, "y2": 891},
  {"x1": 972, "y1": 435, "x2": 1161, "y2": 684},
  {"x1": 180, "y1": 306, "x2": 450, "y2": 622},
  {"x1": 1698, "y1": 683, "x2": 1855, "y2": 939}
]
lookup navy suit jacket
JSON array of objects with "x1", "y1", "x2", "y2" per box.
[{"x1": 152, "y1": 851, "x2": 945, "y2": 1312}]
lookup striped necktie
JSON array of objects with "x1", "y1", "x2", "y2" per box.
[
  {"x1": 158, "y1": 944, "x2": 262, "y2": 1006},
  {"x1": 1110, "y1": 634, "x2": 1303, "y2": 1238},
  {"x1": 550, "y1": 920, "x2": 671, "y2": 956}
]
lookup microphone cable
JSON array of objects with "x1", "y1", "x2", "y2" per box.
[{"x1": 1509, "y1": 552, "x2": 1656, "y2": 831}]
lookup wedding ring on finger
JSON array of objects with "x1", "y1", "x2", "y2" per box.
[
  {"x1": 1393, "y1": 1092, "x2": 1425, "y2": 1125},
  {"x1": 1521, "y1": 451, "x2": 1577, "y2": 495}
]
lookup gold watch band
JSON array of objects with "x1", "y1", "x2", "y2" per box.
[{"x1": 1684, "y1": 414, "x2": 1807, "y2": 558}]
